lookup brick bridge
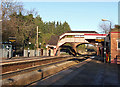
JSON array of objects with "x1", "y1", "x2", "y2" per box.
[{"x1": 47, "y1": 31, "x2": 107, "y2": 57}]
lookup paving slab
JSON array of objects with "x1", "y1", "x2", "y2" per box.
[{"x1": 30, "y1": 56, "x2": 120, "y2": 87}]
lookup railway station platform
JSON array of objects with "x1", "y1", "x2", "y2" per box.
[{"x1": 30, "y1": 56, "x2": 120, "y2": 87}]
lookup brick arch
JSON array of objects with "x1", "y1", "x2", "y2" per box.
[{"x1": 53, "y1": 32, "x2": 107, "y2": 56}]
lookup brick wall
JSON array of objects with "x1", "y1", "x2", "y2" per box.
[{"x1": 111, "y1": 32, "x2": 120, "y2": 60}]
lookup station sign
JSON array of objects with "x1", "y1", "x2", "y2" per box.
[
  {"x1": 9, "y1": 37, "x2": 16, "y2": 42},
  {"x1": 9, "y1": 40, "x2": 16, "y2": 42},
  {"x1": 95, "y1": 39, "x2": 104, "y2": 42}
]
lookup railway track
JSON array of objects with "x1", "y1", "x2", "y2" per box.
[
  {"x1": 1, "y1": 56, "x2": 82, "y2": 76},
  {"x1": 1, "y1": 57, "x2": 79, "y2": 79},
  {"x1": 1, "y1": 55, "x2": 94, "y2": 86},
  {"x1": 1, "y1": 56, "x2": 66, "y2": 63},
  {"x1": 1, "y1": 56, "x2": 73, "y2": 74}
]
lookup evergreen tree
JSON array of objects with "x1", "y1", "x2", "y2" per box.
[{"x1": 2, "y1": 0, "x2": 71, "y2": 50}]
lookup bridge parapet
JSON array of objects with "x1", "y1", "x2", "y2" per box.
[
  {"x1": 58, "y1": 37, "x2": 89, "y2": 47},
  {"x1": 60, "y1": 33, "x2": 85, "y2": 39},
  {"x1": 53, "y1": 32, "x2": 107, "y2": 56},
  {"x1": 84, "y1": 34, "x2": 107, "y2": 39}
]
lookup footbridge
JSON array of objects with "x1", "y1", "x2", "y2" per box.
[{"x1": 47, "y1": 31, "x2": 107, "y2": 56}]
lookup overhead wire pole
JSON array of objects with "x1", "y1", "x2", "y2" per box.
[
  {"x1": 36, "y1": 26, "x2": 39, "y2": 56},
  {"x1": 36, "y1": 26, "x2": 41, "y2": 56},
  {"x1": 37, "y1": 26, "x2": 38, "y2": 50}
]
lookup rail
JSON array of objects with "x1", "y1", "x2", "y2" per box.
[{"x1": 1, "y1": 56, "x2": 72, "y2": 74}]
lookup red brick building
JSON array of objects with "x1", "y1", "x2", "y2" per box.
[{"x1": 107, "y1": 25, "x2": 120, "y2": 63}]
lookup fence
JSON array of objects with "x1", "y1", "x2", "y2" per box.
[
  {"x1": 0, "y1": 44, "x2": 12, "y2": 59},
  {"x1": 24, "y1": 49, "x2": 47, "y2": 57}
]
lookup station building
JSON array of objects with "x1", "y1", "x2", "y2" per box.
[
  {"x1": 106, "y1": 25, "x2": 120, "y2": 63},
  {"x1": 46, "y1": 35, "x2": 59, "y2": 56}
]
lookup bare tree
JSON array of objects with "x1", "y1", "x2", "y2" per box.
[
  {"x1": 99, "y1": 22, "x2": 111, "y2": 34},
  {"x1": 2, "y1": 0, "x2": 23, "y2": 21},
  {"x1": 2, "y1": 0, "x2": 24, "y2": 42},
  {"x1": 26, "y1": 9, "x2": 38, "y2": 17},
  {"x1": 2, "y1": 0, "x2": 37, "y2": 42}
]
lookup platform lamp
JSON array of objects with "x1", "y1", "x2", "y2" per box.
[
  {"x1": 39, "y1": 43, "x2": 41, "y2": 56},
  {"x1": 6, "y1": 45, "x2": 9, "y2": 59},
  {"x1": 28, "y1": 42, "x2": 31, "y2": 57},
  {"x1": 102, "y1": 19, "x2": 112, "y2": 63}
]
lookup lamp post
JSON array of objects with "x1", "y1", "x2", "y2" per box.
[
  {"x1": 39, "y1": 43, "x2": 41, "y2": 56},
  {"x1": 6, "y1": 45, "x2": 9, "y2": 59},
  {"x1": 102, "y1": 19, "x2": 112, "y2": 63},
  {"x1": 28, "y1": 42, "x2": 31, "y2": 57}
]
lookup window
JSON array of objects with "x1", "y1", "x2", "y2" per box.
[
  {"x1": 67, "y1": 35, "x2": 72, "y2": 38},
  {"x1": 74, "y1": 35, "x2": 80, "y2": 37},
  {"x1": 117, "y1": 40, "x2": 120, "y2": 50},
  {"x1": 80, "y1": 35, "x2": 84, "y2": 37},
  {"x1": 118, "y1": 41, "x2": 120, "y2": 49},
  {"x1": 74, "y1": 35, "x2": 84, "y2": 38}
]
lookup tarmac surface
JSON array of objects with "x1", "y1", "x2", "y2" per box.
[{"x1": 30, "y1": 56, "x2": 120, "y2": 87}]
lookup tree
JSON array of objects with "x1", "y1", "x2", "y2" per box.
[
  {"x1": 62, "y1": 21, "x2": 71, "y2": 32},
  {"x1": 54, "y1": 21, "x2": 71, "y2": 36},
  {"x1": 111, "y1": 25, "x2": 120, "y2": 32},
  {"x1": 99, "y1": 22, "x2": 111, "y2": 34},
  {"x1": 2, "y1": 0, "x2": 23, "y2": 21},
  {"x1": 2, "y1": 0, "x2": 24, "y2": 42},
  {"x1": 2, "y1": 0, "x2": 72, "y2": 52}
]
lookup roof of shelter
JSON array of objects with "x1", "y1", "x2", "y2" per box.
[{"x1": 48, "y1": 35, "x2": 59, "y2": 45}]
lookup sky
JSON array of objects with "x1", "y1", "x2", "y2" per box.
[
  {"x1": 23, "y1": 1, "x2": 118, "y2": 33},
  {"x1": 21, "y1": 0, "x2": 119, "y2": 2}
]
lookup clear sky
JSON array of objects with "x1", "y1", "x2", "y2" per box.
[{"x1": 23, "y1": 2, "x2": 118, "y2": 33}]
